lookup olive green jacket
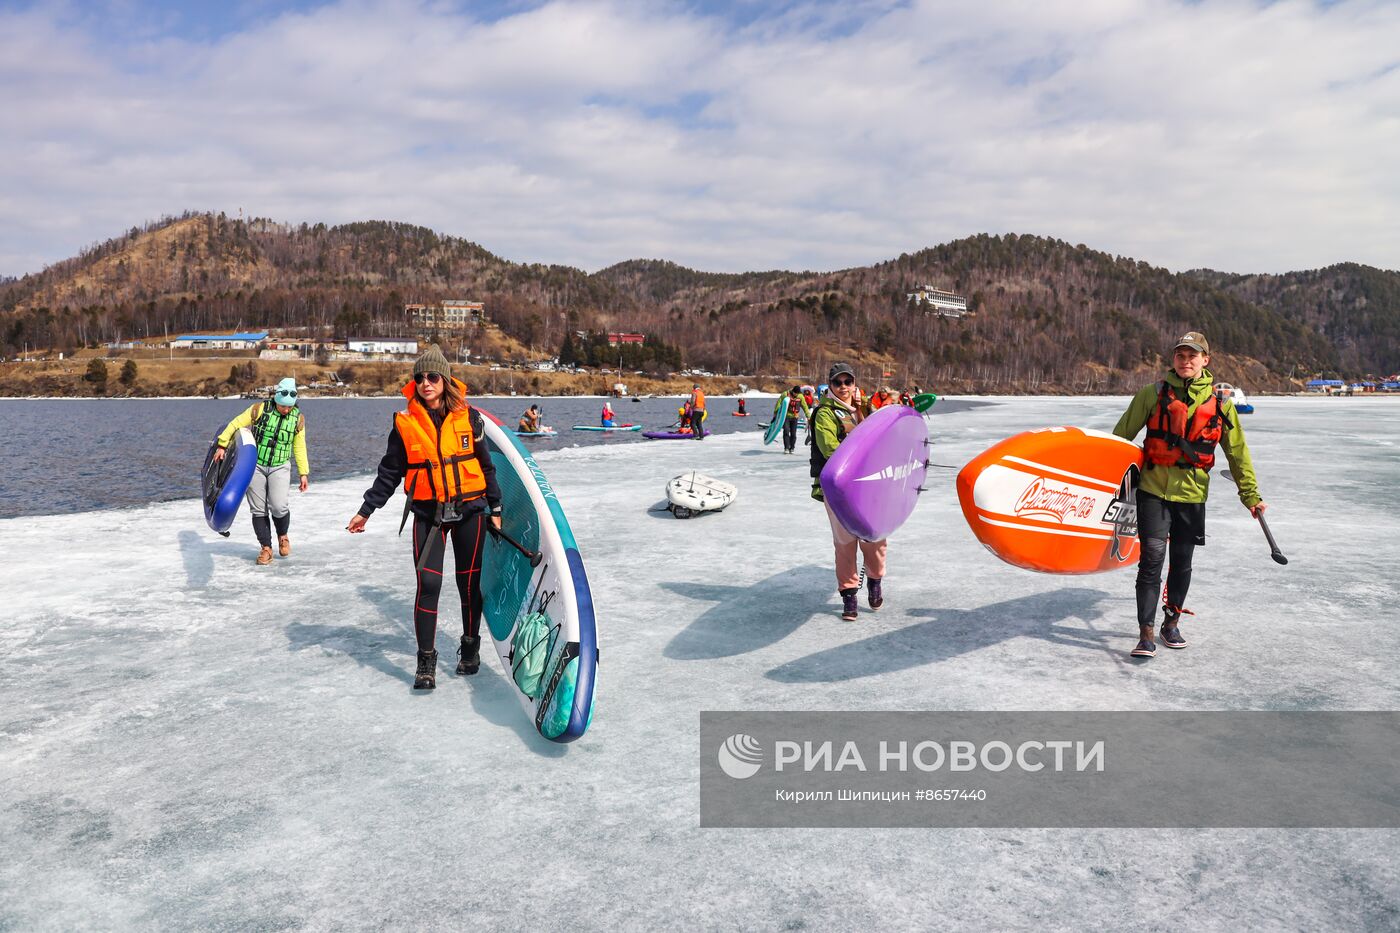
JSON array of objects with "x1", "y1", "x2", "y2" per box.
[
  {"x1": 772, "y1": 394, "x2": 811, "y2": 423},
  {"x1": 810, "y1": 392, "x2": 870, "y2": 501},
  {"x1": 1112, "y1": 368, "x2": 1261, "y2": 508}
]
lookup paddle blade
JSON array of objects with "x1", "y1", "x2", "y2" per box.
[{"x1": 913, "y1": 392, "x2": 939, "y2": 412}]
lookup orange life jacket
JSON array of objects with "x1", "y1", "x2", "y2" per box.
[
  {"x1": 395, "y1": 379, "x2": 487, "y2": 504},
  {"x1": 691, "y1": 389, "x2": 706, "y2": 411},
  {"x1": 1144, "y1": 381, "x2": 1231, "y2": 471}
]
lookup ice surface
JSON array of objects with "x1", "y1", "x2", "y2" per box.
[{"x1": 2, "y1": 397, "x2": 1398, "y2": 930}]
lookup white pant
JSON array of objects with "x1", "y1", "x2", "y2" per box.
[{"x1": 246, "y1": 462, "x2": 292, "y2": 518}]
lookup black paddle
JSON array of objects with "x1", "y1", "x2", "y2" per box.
[
  {"x1": 490, "y1": 523, "x2": 543, "y2": 567},
  {"x1": 1221, "y1": 470, "x2": 1288, "y2": 565}
]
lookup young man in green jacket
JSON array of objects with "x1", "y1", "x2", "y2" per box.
[
  {"x1": 810, "y1": 362, "x2": 885, "y2": 621},
  {"x1": 1113, "y1": 332, "x2": 1267, "y2": 658}
]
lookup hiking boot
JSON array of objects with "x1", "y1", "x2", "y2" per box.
[
  {"x1": 867, "y1": 577, "x2": 884, "y2": 610},
  {"x1": 1130, "y1": 625, "x2": 1156, "y2": 658},
  {"x1": 1160, "y1": 612, "x2": 1188, "y2": 649},
  {"x1": 840, "y1": 588, "x2": 859, "y2": 621},
  {"x1": 278, "y1": 535, "x2": 291, "y2": 557},
  {"x1": 256, "y1": 545, "x2": 274, "y2": 565},
  {"x1": 414, "y1": 649, "x2": 438, "y2": 690},
  {"x1": 456, "y1": 635, "x2": 481, "y2": 676}
]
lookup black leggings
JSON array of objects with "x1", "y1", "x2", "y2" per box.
[
  {"x1": 250, "y1": 513, "x2": 290, "y2": 547},
  {"x1": 782, "y1": 418, "x2": 798, "y2": 451},
  {"x1": 1134, "y1": 490, "x2": 1205, "y2": 628},
  {"x1": 412, "y1": 512, "x2": 487, "y2": 652}
]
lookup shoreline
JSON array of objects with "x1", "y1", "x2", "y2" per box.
[{"x1": 1, "y1": 390, "x2": 1394, "y2": 401}]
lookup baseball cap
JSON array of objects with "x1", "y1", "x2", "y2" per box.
[
  {"x1": 1175, "y1": 332, "x2": 1209, "y2": 354},
  {"x1": 828, "y1": 362, "x2": 855, "y2": 382}
]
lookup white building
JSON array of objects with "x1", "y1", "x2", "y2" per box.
[
  {"x1": 347, "y1": 338, "x2": 418, "y2": 355},
  {"x1": 170, "y1": 332, "x2": 268, "y2": 350},
  {"x1": 906, "y1": 286, "x2": 969, "y2": 317},
  {"x1": 408, "y1": 300, "x2": 485, "y2": 330}
]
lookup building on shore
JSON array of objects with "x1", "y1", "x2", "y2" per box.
[
  {"x1": 407, "y1": 300, "x2": 485, "y2": 331},
  {"x1": 170, "y1": 332, "x2": 268, "y2": 350},
  {"x1": 905, "y1": 286, "x2": 968, "y2": 317},
  {"x1": 347, "y1": 338, "x2": 419, "y2": 356}
]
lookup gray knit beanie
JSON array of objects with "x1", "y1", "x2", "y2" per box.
[{"x1": 413, "y1": 344, "x2": 451, "y2": 378}]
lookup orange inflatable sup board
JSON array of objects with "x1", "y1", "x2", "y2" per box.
[{"x1": 957, "y1": 426, "x2": 1142, "y2": 574}]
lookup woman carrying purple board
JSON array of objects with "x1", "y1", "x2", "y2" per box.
[{"x1": 809, "y1": 362, "x2": 886, "y2": 622}]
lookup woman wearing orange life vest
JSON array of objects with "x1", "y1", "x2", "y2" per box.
[
  {"x1": 346, "y1": 345, "x2": 502, "y2": 690},
  {"x1": 1113, "y1": 332, "x2": 1267, "y2": 660}
]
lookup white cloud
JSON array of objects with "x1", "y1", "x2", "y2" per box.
[{"x1": 1, "y1": 0, "x2": 1397, "y2": 278}]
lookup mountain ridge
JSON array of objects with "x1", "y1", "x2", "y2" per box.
[{"x1": 3, "y1": 213, "x2": 1395, "y2": 392}]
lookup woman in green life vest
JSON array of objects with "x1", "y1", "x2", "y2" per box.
[{"x1": 214, "y1": 377, "x2": 310, "y2": 565}]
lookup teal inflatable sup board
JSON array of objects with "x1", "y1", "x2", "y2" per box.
[
  {"x1": 764, "y1": 397, "x2": 807, "y2": 445},
  {"x1": 478, "y1": 414, "x2": 598, "y2": 742}
]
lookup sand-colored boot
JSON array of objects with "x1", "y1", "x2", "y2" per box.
[
  {"x1": 256, "y1": 545, "x2": 274, "y2": 565},
  {"x1": 278, "y1": 535, "x2": 291, "y2": 557}
]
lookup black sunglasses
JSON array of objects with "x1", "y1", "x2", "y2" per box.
[
  {"x1": 413, "y1": 372, "x2": 443, "y2": 385},
  {"x1": 831, "y1": 377, "x2": 855, "y2": 387},
  {"x1": 279, "y1": 390, "x2": 297, "y2": 399}
]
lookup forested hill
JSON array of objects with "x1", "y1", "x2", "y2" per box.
[
  {"x1": 1, "y1": 213, "x2": 1393, "y2": 392},
  {"x1": 593, "y1": 259, "x2": 798, "y2": 305},
  {"x1": 1188, "y1": 262, "x2": 1400, "y2": 376}
]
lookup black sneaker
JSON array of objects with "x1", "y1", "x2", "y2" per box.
[
  {"x1": 414, "y1": 649, "x2": 438, "y2": 689},
  {"x1": 867, "y1": 577, "x2": 884, "y2": 610},
  {"x1": 841, "y1": 588, "x2": 859, "y2": 621},
  {"x1": 1160, "y1": 614, "x2": 1188, "y2": 649},
  {"x1": 456, "y1": 635, "x2": 481, "y2": 675}
]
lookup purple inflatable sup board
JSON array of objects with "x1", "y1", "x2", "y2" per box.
[{"x1": 819, "y1": 404, "x2": 929, "y2": 541}]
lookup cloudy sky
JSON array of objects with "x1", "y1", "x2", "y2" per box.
[{"x1": 2, "y1": 0, "x2": 1397, "y2": 278}]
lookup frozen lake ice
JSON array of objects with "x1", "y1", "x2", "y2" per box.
[{"x1": 2, "y1": 396, "x2": 1398, "y2": 930}]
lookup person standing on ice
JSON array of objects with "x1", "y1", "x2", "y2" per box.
[
  {"x1": 776, "y1": 385, "x2": 809, "y2": 454},
  {"x1": 688, "y1": 384, "x2": 707, "y2": 439},
  {"x1": 1113, "y1": 331, "x2": 1267, "y2": 659},
  {"x1": 345, "y1": 345, "x2": 503, "y2": 690},
  {"x1": 810, "y1": 362, "x2": 885, "y2": 621},
  {"x1": 213, "y1": 376, "x2": 309, "y2": 565}
]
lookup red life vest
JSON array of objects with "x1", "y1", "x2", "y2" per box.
[{"x1": 1144, "y1": 381, "x2": 1231, "y2": 470}]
